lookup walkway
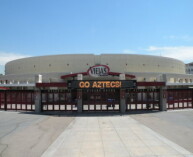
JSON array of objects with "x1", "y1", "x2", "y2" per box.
[{"x1": 42, "y1": 115, "x2": 193, "y2": 157}]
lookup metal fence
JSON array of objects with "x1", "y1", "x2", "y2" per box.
[
  {"x1": 1, "y1": 88, "x2": 193, "y2": 112},
  {"x1": 126, "y1": 89, "x2": 160, "y2": 111},
  {"x1": 82, "y1": 89, "x2": 120, "y2": 112},
  {"x1": 167, "y1": 88, "x2": 193, "y2": 109},
  {"x1": 0, "y1": 90, "x2": 35, "y2": 111},
  {"x1": 41, "y1": 90, "x2": 78, "y2": 112}
]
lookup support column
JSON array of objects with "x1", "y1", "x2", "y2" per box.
[
  {"x1": 4, "y1": 91, "x2": 7, "y2": 111},
  {"x1": 159, "y1": 86, "x2": 167, "y2": 111},
  {"x1": 120, "y1": 89, "x2": 126, "y2": 113},
  {"x1": 77, "y1": 74, "x2": 83, "y2": 113},
  {"x1": 35, "y1": 74, "x2": 42, "y2": 113},
  {"x1": 77, "y1": 89, "x2": 82, "y2": 113},
  {"x1": 35, "y1": 88, "x2": 42, "y2": 113},
  {"x1": 159, "y1": 74, "x2": 167, "y2": 111},
  {"x1": 120, "y1": 74, "x2": 126, "y2": 113}
]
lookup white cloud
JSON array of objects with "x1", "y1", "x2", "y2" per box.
[
  {"x1": 145, "y1": 46, "x2": 193, "y2": 63},
  {"x1": 164, "y1": 35, "x2": 193, "y2": 41},
  {"x1": 0, "y1": 51, "x2": 30, "y2": 66},
  {"x1": 123, "y1": 46, "x2": 193, "y2": 63}
]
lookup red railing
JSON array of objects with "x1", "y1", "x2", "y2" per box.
[
  {"x1": 167, "y1": 89, "x2": 193, "y2": 109},
  {"x1": 41, "y1": 90, "x2": 78, "y2": 112},
  {"x1": 126, "y1": 89, "x2": 160, "y2": 111},
  {"x1": 82, "y1": 89, "x2": 120, "y2": 112},
  {"x1": 0, "y1": 90, "x2": 35, "y2": 111}
]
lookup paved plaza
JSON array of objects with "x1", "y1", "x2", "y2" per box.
[
  {"x1": 42, "y1": 115, "x2": 193, "y2": 157},
  {"x1": 0, "y1": 111, "x2": 193, "y2": 157}
]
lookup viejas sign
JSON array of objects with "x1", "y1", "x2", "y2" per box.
[{"x1": 87, "y1": 65, "x2": 110, "y2": 77}]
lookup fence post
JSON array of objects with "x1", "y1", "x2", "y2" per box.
[
  {"x1": 120, "y1": 74, "x2": 126, "y2": 113},
  {"x1": 159, "y1": 86, "x2": 167, "y2": 111},
  {"x1": 192, "y1": 89, "x2": 193, "y2": 108},
  {"x1": 77, "y1": 89, "x2": 82, "y2": 113},
  {"x1": 34, "y1": 74, "x2": 42, "y2": 113},
  {"x1": 77, "y1": 74, "x2": 83, "y2": 113},
  {"x1": 159, "y1": 74, "x2": 167, "y2": 111},
  {"x1": 120, "y1": 89, "x2": 126, "y2": 113},
  {"x1": 35, "y1": 88, "x2": 42, "y2": 113},
  {"x1": 4, "y1": 91, "x2": 7, "y2": 111}
]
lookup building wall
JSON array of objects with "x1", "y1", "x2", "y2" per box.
[
  {"x1": 5, "y1": 54, "x2": 185, "y2": 75},
  {"x1": 186, "y1": 62, "x2": 193, "y2": 74}
]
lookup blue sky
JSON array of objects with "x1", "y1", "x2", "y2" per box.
[{"x1": 0, "y1": 0, "x2": 193, "y2": 74}]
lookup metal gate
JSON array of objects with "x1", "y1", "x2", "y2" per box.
[
  {"x1": 126, "y1": 89, "x2": 160, "y2": 111},
  {"x1": 82, "y1": 89, "x2": 120, "y2": 112},
  {"x1": 0, "y1": 90, "x2": 35, "y2": 111},
  {"x1": 41, "y1": 90, "x2": 78, "y2": 112},
  {"x1": 167, "y1": 89, "x2": 193, "y2": 109},
  {"x1": 0, "y1": 91, "x2": 5, "y2": 110}
]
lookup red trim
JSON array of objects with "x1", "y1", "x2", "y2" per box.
[
  {"x1": 35, "y1": 81, "x2": 165, "y2": 88},
  {"x1": 61, "y1": 72, "x2": 135, "y2": 79},
  {"x1": 137, "y1": 82, "x2": 165, "y2": 86},
  {"x1": 108, "y1": 72, "x2": 135, "y2": 78},
  {"x1": 36, "y1": 82, "x2": 67, "y2": 87},
  {"x1": 0, "y1": 87, "x2": 10, "y2": 90}
]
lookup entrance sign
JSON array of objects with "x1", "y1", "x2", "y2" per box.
[
  {"x1": 87, "y1": 65, "x2": 110, "y2": 77},
  {"x1": 126, "y1": 89, "x2": 159, "y2": 92},
  {"x1": 68, "y1": 80, "x2": 136, "y2": 89}
]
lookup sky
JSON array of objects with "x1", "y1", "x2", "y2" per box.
[{"x1": 0, "y1": 0, "x2": 193, "y2": 74}]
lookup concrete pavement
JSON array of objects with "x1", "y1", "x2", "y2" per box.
[
  {"x1": 42, "y1": 115, "x2": 193, "y2": 157},
  {"x1": 0, "y1": 111, "x2": 74, "y2": 157},
  {"x1": 130, "y1": 109, "x2": 193, "y2": 153}
]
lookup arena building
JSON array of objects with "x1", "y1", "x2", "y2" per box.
[
  {"x1": 0, "y1": 54, "x2": 193, "y2": 113},
  {"x1": 186, "y1": 62, "x2": 193, "y2": 74}
]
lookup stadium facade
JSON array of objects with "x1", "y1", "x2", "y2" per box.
[{"x1": 0, "y1": 54, "x2": 193, "y2": 113}]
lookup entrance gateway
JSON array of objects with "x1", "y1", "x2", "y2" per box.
[
  {"x1": 36, "y1": 64, "x2": 164, "y2": 113},
  {"x1": 66, "y1": 64, "x2": 138, "y2": 112},
  {"x1": 68, "y1": 80, "x2": 137, "y2": 112},
  {"x1": 38, "y1": 81, "x2": 162, "y2": 112}
]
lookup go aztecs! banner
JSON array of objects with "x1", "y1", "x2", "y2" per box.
[{"x1": 68, "y1": 80, "x2": 136, "y2": 89}]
